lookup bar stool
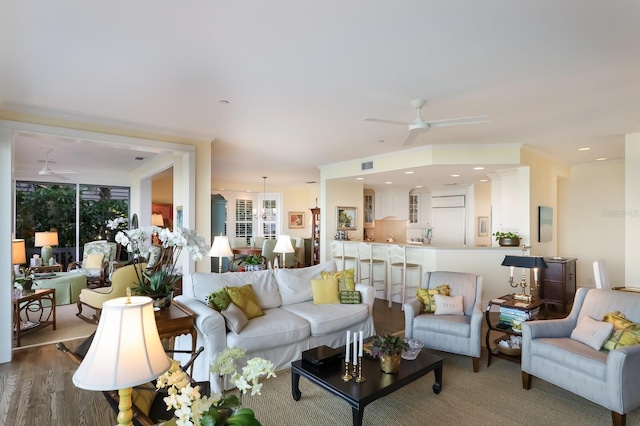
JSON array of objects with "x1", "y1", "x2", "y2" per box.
[
  {"x1": 330, "y1": 241, "x2": 358, "y2": 275},
  {"x1": 388, "y1": 245, "x2": 421, "y2": 309},
  {"x1": 357, "y1": 243, "x2": 386, "y2": 299}
]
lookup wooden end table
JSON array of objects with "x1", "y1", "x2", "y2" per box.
[
  {"x1": 154, "y1": 300, "x2": 197, "y2": 376},
  {"x1": 291, "y1": 346, "x2": 443, "y2": 426},
  {"x1": 12, "y1": 288, "x2": 56, "y2": 347}
]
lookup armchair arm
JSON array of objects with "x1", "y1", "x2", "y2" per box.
[
  {"x1": 67, "y1": 261, "x2": 82, "y2": 271},
  {"x1": 468, "y1": 301, "x2": 484, "y2": 357},
  {"x1": 606, "y1": 345, "x2": 640, "y2": 413},
  {"x1": 355, "y1": 283, "x2": 375, "y2": 315},
  {"x1": 403, "y1": 299, "x2": 421, "y2": 339},
  {"x1": 173, "y1": 296, "x2": 227, "y2": 392},
  {"x1": 523, "y1": 317, "x2": 576, "y2": 340}
]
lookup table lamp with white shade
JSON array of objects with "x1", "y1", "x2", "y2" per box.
[
  {"x1": 72, "y1": 294, "x2": 171, "y2": 426},
  {"x1": 12, "y1": 239, "x2": 26, "y2": 283},
  {"x1": 34, "y1": 230, "x2": 59, "y2": 265},
  {"x1": 209, "y1": 235, "x2": 233, "y2": 273},
  {"x1": 151, "y1": 213, "x2": 165, "y2": 227},
  {"x1": 274, "y1": 235, "x2": 295, "y2": 269}
]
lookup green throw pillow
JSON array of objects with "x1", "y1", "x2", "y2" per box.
[
  {"x1": 601, "y1": 311, "x2": 640, "y2": 351},
  {"x1": 339, "y1": 290, "x2": 361, "y2": 304},
  {"x1": 207, "y1": 287, "x2": 231, "y2": 311}
]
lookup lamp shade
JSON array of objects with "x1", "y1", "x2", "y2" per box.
[
  {"x1": 72, "y1": 296, "x2": 171, "y2": 391},
  {"x1": 12, "y1": 239, "x2": 26, "y2": 265},
  {"x1": 34, "y1": 231, "x2": 59, "y2": 247},
  {"x1": 501, "y1": 255, "x2": 548, "y2": 269},
  {"x1": 273, "y1": 235, "x2": 295, "y2": 254},
  {"x1": 208, "y1": 236, "x2": 233, "y2": 258},
  {"x1": 151, "y1": 213, "x2": 164, "y2": 227}
]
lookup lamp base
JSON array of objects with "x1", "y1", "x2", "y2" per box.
[
  {"x1": 512, "y1": 292, "x2": 533, "y2": 302},
  {"x1": 41, "y1": 245, "x2": 53, "y2": 265}
]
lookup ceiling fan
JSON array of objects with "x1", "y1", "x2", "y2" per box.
[
  {"x1": 38, "y1": 148, "x2": 78, "y2": 180},
  {"x1": 363, "y1": 99, "x2": 489, "y2": 146}
]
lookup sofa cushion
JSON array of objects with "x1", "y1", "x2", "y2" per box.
[
  {"x1": 321, "y1": 269, "x2": 355, "y2": 291},
  {"x1": 226, "y1": 284, "x2": 264, "y2": 319},
  {"x1": 207, "y1": 287, "x2": 231, "y2": 311},
  {"x1": 190, "y1": 269, "x2": 281, "y2": 309},
  {"x1": 416, "y1": 285, "x2": 450, "y2": 313},
  {"x1": 531, "y1": 337, "x2": 608, "y2": 380},
  {"x1": 221, "y1": 303, "x2": 249, "y2": 334},
  {"x1": 434, "y1": 294, "x2": 464, "y2": 315},
  {"x1": 281, "y1": 301, "x2": 369, "y2": 336},
  {"x1": 226, "y1": 308, "x2": 310, "y2": 352},
  {"x1": 274, "y1": 261, "x2": 337, "y2": 305},
  {"x1": 311, "y1": 278, "x2": 340, "y2": 304},
  {"x1": 413, "y1": 313, "x2": 470, "y2": 338},
  {"x1": 601, "y1": 311, "x2": 640, "y2": 350},
  {"x1": 570, "y1": 316, "x2": 613, "y2": 350}
]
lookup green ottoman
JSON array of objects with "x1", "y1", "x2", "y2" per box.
[{"x1": 33, "y1": 271, "x2": 88, "y2": 305}]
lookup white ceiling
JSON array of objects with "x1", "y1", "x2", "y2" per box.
[{"x1": 2, "y1": 1, "x2": 639, "y2": 190}]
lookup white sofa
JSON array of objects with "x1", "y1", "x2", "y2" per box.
[{"x1": 174, "y1": 261, "x2": 376, "y2": 392}]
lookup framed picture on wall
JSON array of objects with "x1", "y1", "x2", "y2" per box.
[
  {"x1": 176, "y1": 206, "x2": 183, "y2": 229},
  {"x1": 288, "y1": 211, "x2": 305, "y2": 229},
  {"x1": 538, "y1": 206, "x2": 553, "y2": 242},
  {"x1": 336, "y1": 206, "x2": 357, "y2": 230},
  {"x1": 478, "y1": 216, "x2": 489, "y2": 236}
]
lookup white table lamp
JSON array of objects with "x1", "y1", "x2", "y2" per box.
[
  {"x1": 274, "y1": 235, "x2": 295, "y2": 268},
  {"x1": 209, "y1": 235, "x2": 233, "y2": 273},
  {"x1": 72, "y1": 295, "x2": 171, "y2": 426},
  {"x1": 34, "y1": 231, "x2": 59, "y2": 265}
]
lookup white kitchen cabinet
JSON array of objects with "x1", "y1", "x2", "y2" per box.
[
  {"x1": 407, "y1": 192, "x2": 431, "y2": 228},
  {"x1": 374, "y1": 191, "x2": 409, "y2": 221}
]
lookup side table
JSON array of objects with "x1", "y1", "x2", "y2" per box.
[
  {"x1": 154, "y1": 300, "x2": 197, "y2": 376},
  {"x1": 12, "y1": 288, "x2": 57, "y2": 347},
  {"x1": 485, "y1": 295, "x2": 547, "y2": 366}
]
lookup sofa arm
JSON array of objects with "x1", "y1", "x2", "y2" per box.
[
  {"x1": 173, "y1": 296, "x2": 227, "y2": 388},
  {"x1": 606, "y1": 344, "x2": 640, "y2": 413},
  {"x1": 403, "y1": 299, "x2": 421, "y2": 339},
  {"x1": 355, "y1": 283, "x2": 375, "y2": 315}
]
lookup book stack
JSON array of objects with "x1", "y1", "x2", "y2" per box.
[{"x1": 499, "y1": 306, "x2": 540, "y2": 330}]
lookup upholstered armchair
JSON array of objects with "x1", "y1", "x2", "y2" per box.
[
  {"x1": 76, "y1": 262, "x2": 146, "y2": 324},
  {"x1": 67, "y1": 241, "x2": 119, "y2": 287},
  {"x1": 404, "y1": 271, "x2": 484, "y2": 372},
  {"x1": 521, "y1": 288, "x2": 640, "y2": 426}
]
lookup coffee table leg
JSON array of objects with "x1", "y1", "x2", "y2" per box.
[
  {"x1": 432, "y1": 364, "x2": 443, "y2": 394},
  {"x1": 291, "y1": 371, "x2": 302, "y2": 401},
  {"x1": 352, "y1": 405, "x2": 364, "y2": 426}
]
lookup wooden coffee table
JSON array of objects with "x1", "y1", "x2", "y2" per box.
[{"x1": 291, "y1": 347, "x2": 443, "y2": 426}]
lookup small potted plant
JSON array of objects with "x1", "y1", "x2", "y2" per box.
[
  {"x1": 243, "y1": 255, "x2": 266, "y2": 272},
  {"x1": 131, "y1": 269, "x2": 180, "y2": 309},
  {"x1": 369, "y1": 334, "x2": 409, "y2": 374},
  {"x1": 493, "y1": 231, "x2": 521, "y2": 247}
]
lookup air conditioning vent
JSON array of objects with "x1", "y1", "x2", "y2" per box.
[{"x1": 361, "y1": 161, "x2": 373, "y2": 171}]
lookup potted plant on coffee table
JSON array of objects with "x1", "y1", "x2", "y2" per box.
[{"x1": 369, "y1": 334, "x2": 410, "y2": 374}]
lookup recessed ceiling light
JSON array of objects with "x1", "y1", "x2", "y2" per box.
[
  {"x1": 473, "y1": 167, "x2": 484, "y2": 170},
  {"x1": 219, "y1": 100, "x2": 230, "y2": 104},
  {"x1": 480, "y1": 179, "x2": 489, "y2": 182},
  {"x1": 306, "y1": 181, "x2": 317, "y2": 184},
  {"x1": 415, "y1": 185, "x2": 423, "y2": 188},
  {"x1": 219, "y1": 188, "x2": 225, "y2": 191},
  {"x1": 356, "y1": 177, "x2": 364, "y2": 180},
  {"x1": 385, "y1": 181, "x2": 392, "y2": 184},
  {"x1": 378, "y1": 139, "x2": 385, "y2": 143},
  {"x1": 247, "y1": 190, "x2": 252, "y2": 192},
  {"x1": 451, "y1": 174, "x2": 461, "y2": 177},
  {"x1": 596, "y1": 157, "x2": 607, "y2": 161},
  {"x1": 134, "y1": 156, "x2": 145, "y2": 161},
  {"x1": 578, "y1": 147, "x2": 591, "y2": 151},
  {"x1": 405, "y1": 171, "x2": 414, "y2": 174}
]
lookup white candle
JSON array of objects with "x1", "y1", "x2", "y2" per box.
[
  {"x1": 346, "y1": 330, "x2": 350, "y2": 361},
  {"x1": 359, "y1": 331, "x2": 363, "y2": 357},
  {"x1": 533, "y1": 268, "x2": 538, "y2": 282},
  {"x1": 510, "y1": 266, "x2": 514, "y2": 279},
  {"x1": 353, "y1": 331, "x2": 357, "y2": 365}
]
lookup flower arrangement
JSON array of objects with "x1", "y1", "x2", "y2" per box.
[
  {"x1": 156, "y1": 346, "x2": 276, "y2": 426},
  {"x1": 369, "y1": 334, "x2": 409, "y2": 358}
]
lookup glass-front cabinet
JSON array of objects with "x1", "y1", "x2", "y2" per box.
[
  {"x1": 363, "y1": 189, "x2": 375, "y2": 228},
  {"x1": 310, "y1": 207, "x2": 320, "y2": 265}
]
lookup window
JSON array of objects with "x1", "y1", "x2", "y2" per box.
[
  {"x1": 261, "y1": 198, "x2": 278, "y2": 239},
  {"x1": 235, "y1": 199, "x2": 254, "y2": 245}
]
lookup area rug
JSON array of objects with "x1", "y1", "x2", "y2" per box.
[
  {"x1": 240, "y1": 351, "x2": 639, "y2": 426},
  {"x1": 14, "y1": 303, "x2": 96, "y2": 350}
]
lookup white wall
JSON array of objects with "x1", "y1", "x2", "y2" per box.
[
  {"x1": 626, "y1": 133, "x2": 640, "y2": 284},
  {"x1": 0, "y1": 129, "x2": 13, "y2": 364},
  {"x1": 323, "y1": 180, "x2": 364, "y2": 261},
  {"x1": 558, "y1": 161, "x2": 625, "y2": 287}
]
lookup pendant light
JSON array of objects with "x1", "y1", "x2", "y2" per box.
[{"x1": 254, "y1": 176, "x2": 269, "y2": 219}]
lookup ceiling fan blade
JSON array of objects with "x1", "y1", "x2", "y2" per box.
[
  {"x1": 362, "y1": 117, "x2": 406, "y2": 126},
  {"x1": 426, "y1": 115, "x2": 489, "y2": 128},
  {"x1": 402, "y1": 131, "x2": 418, "y2": 146},
  {"x1": 49, "y1": 171, "x2": 70, "y2": 180},
  {"x1": 51, "y1": 170, "x2": 78, "y2": 174}
]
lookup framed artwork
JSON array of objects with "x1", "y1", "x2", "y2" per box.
[
  {"x1": 288, "y1": 211, "x2": 305, "y2": 229},
  {"x1": 336, "y1": 206, "x2": 357, "y2": 230},
  {"x1": 176, "y1": 206, "x2": 183, "y2": 229},
  {"x1": 538, "y1": 206, "x2": 553, "y2": 242},
  {"x1": 478, "y1": 216, "x2": 489, "y2": 237}
]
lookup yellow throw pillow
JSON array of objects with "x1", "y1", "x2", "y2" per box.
[
  {"x1": 601, "y1": 311, "x2": 640, "y2": 351},
  {"x1": 225, "y1": 284, "x2": 264, "y2": 319},
  {"x1": 311, "y1": 277, "x2": 340, "y2": 304},
  {"x1": 321, "y1": 269, "x2": 355, "y2": 291},
  {"x1": 85, "y1": 253, "x2": 104, "y2": 269},
  {"x1": 131, "y1": 381, "x2": 156, "y2": 415},
  {"x1": 416, "y1": 285, "x2": 451, "y2": 313}
]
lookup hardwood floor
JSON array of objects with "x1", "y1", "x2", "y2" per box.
[{"x1": 0, "y1": 297, "x2": 405, "y2": 426}]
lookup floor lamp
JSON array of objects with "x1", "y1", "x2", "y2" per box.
[
  {"x1": 274, "y1": 235, "x2": 295, "y2": 269},
  {"x1": 72, "y1": 295, "x2": 171, "y2": 426},
  {"x1": 209, "y1": 235, "x2": 233, "y2": 273}
]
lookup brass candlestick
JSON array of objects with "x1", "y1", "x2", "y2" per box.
[
  {"x1": 342, "y1": 360, "x2": 353, "y2": 381},
  {"x1": 355, "y1": 356, "x2": 366, "y2": 383}
]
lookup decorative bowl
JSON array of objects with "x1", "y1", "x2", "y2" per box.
[
  {"x1": 401, "y1": 338, "x2": 424, "y2": 360},
  {"x1": 494, "y1": 336, "x2": 521, "y2": 356}
]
